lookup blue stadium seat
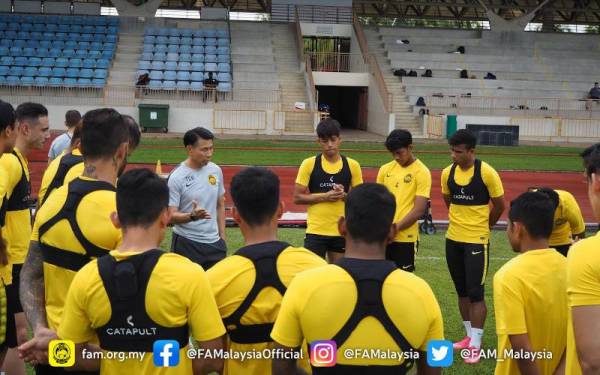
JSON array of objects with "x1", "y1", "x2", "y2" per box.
[
  {"x1": 156, "y1": 36, "x2": 169, "y2": 44},
  {"x1": 191, "y1": 62, "x2": 204, "y2": 72},
  {"x1": 10, "y1": 47, "x2": 22, "y2": 56},
  {"x1": 46, "y1": 24, "x2": 58, "y2": 33},
  {"x1": 136, "y1": 69, "x2": 148, "y2": 77},
  {"x1": 138, "y1": 60, "x2": 151, "y2": 70},
  {"x1": 88, "y1": 50, "x2": 101, "y2": 59},
  {"x1": 58, "y1": 24, "x2": 70, "y2": 33},
  {"x1": 165, "y1": 61, "x2": 177, "y2": 71},
  {"x1": 63, "y1": 78, "x2": 78, "y2": 86},
  {"x1": 205, "y1": 38, "x2": 217, "y2": 46},
  {"x1": 0, "y1": 47, "x2": 8, "y2": 57},
  {"x1": 42, "y1": 58, "x2": 55, "y2": 67},
  {"x1": 205, "y1": 46, "x2": 217, "y2": 55},
  {"x1": 7, "y1": 23, "x2": 19, "y2": 31},
  {"x1": 78, "y1": 41, "x2": 90, "y2": 50},
  {"x1": 24, "y1": 67, "x2": 38, "y2": 76},
  {"x1": 105, "y1": 35, "x2": 117, "y2": 43},
  {"x1": 178, "y1": 62, "x2": 191, "y2": 71},
  {"x1": 56, "y1": 32, "x2": 68, "y2": 41},
  {"x1": 163, "y1": 71, "x2": 177, "y2": 81},
  {"x1": 157, "y1": 28, "x2": 169, "y2": 37},
  {"x1": 20, "y1": 76, "x2": 35, "y2": 86},
  {"x1": 152, "y1": 52, "x2": 166, "y2": 61},
  {"x1": 168, "y1": 36, "x2": 180, "y2": 45},
  {"x1": 167, "y1": 45, "x2": 179, "y2": 54},
  {"x1": 13, "y1": 40, "x2": 26, "y2": 48},
  {"x1": 49, "y1": 48, "x2": 62, "y2": 58},
  {"x1": 190, "y1": 81, "x2": 203, "y2": 91},
  {"x1": 205, "y1": 54, "x2": 217, "y2": 63},
  {"x1": 179, "y1": 53, "x2": 191, "y2": 62},
  {"x1": 145, "y1": 27, "x2": 158, "y2": 36},
  {"x1": 94, "y1": 26, "x2": 106, "y2": 34},
  {"x1": 90, "y1": 42, "x2": 102, "y2": 50},
  {"x1": 217, "y1": 54, "x2": 230, "y2": 63},
  {"x1": 216, "y1": 46, "x2": 229, "y2": 55},
  {"x1": 151, "y1": 61, "x2": 164, "y2": 70},
  {"x1": 0, "y1": 40, "x2": 11, "y2": 47},
  {"x1": 144, "y1": 35, "x2": 155, "y2": 44},
  {"x1": 17, "y1": 31, "x2": 30, "y2": 40},
  {"x1": 180, "y1": 37, "x2": 192, "y2": 45},
  {"x1": 75, "y1": 50, "x2": 88, "y2": 59},
  {"x1": 65, "y1": 40, "x2": 78, "y2": 49},
  {"x1": 192, "y1": 37, "x2": 205, "y2": 46},
  {"x1": 190, "y1": 71, "x2": 204, "y2": 81},
  {"x1": 205, "y1": 29, "x2": 217, "y2": 38},
  {"x1": 180, "y1": 29, "x2": 193, "y2": 38},
  {"x1": 191, "y1": 45, "x2": 204, "y2": 54},
  {"x1": 6, "y1": 76, "x2": 19, "y2": 85},
  {"x1": 69, "y1": 59, "x2": 83, "y2": 68},
  {"x1": 166, "y1": 53, "x2": 178, "y2": 62},
  {"x1": 96, "y1": 59, "x2": 110, "y2": 69},
  {"x1": 79, "y1": 69, "x2": 93, "y2": 78},
  {"x1": 92, "y1": 78, "x2": 106, "y2": 87},
  {"x1": 49, "y1": 77, "x2": 63, "y2": 86},
  {"x1": 94, "y1": 69, "x2": 107, "y2": 79},
  {"x1": 149, "y1": 80, "x2": 162, "y2": 89},
  {"x1": 179, "y1": 45, "x2": 192, "y2": 54},
  {"x1": 192, "y1": 29, "x2": 204, "y2": 38},
  {"x1": 154, "y1": 45, "x2": 167, "y2": 54},
  {"x1": 38, "y1": 67, "x2": 52, "y2": 77},
  {"x1": 82, "y1": 25, "x2": 94, "y2": 34},
  {"x1": 77, "y1": 78, "x2": 92, "y2": 86},
  {"x1": 216, "y1": 72, "x2": 231, "y2": 82},
  {"x1": 216, "y1": 30, "x2": 228, "y2": 38},
  {"x1": 176, "y1": 81, "x2": 190, "y2": 90},
  {"x1": 191, "y1": 54, "x2": 204, "y2": 63},
  {"x1": 176, "y1": 71, "x2": 190, "y2": 81},
  {"x1": 65, "y1": 68, "x2": 79, "y2": 78},
  {"x1": 25, "y1": 39, "x2": 38, "y2": 48},
  {"x1": 162, "y1": 80, "x2": 176, "y2": 90},
  {"x1": 35, "y1": 77, "x2": 49, "y2": 86},
  {"x1": 80, "y1": 34, "x2": 93, "y2": 42},
  {"x1": 217, "y1": 38, "x2": 228, "y2": 46},
  {"x1": 9, "y1": 67, "x2": 23, "y2": 76},
  {"x1": 55, "y1": 58, "x2": 68, "y2": 68},
  {"x1": 82, "y1": 59, "x2": 95, "y2": 69},
  {"x1": 14, "y1": 57, "x2": 28, "y2": 66},
  {"x1": 71, "y1": 25, "x2": 82, "y2": 33},
  {"x1": 149, "y1": 71, "x2": 163, "y2": 80},
  {"x1": 168, "y1": 28, "x2": 180, "y2": 37},
  {"x1": 37, "y1": 48, "x2": 50, "y2": 58},
  {"x1": 0, "y1": 66, "x2": 7, "y2": 75},
  {"x1": 204, "y1": 63, "x2": 217, "y2": 72},
  {"x1": 143, "y1": 44, "x2": 154, "y2": 53},
  {"x1": 217, "y1": 82, "x2": 232, "y2": 92},
  {"x1": 101, "y1": 50, "x2": 114, "y2": 59},
  {"x1": 217, "y1": 63, "x2": 230, "y2": 72},
  {"x1": 103, "y1": 42, "x2": 115, "y2": 51},
  {"x1": 62, "y1": 49, "x2": 75, "y2": 58},
  {"x1": 22, "y1": 47, "x2": 35, "y2": 57},
  {"x1": 0, "y1": 56, "x2": 11, "y2": 65},
  {"x1": 5, "y1": 30, "x2": 17, "y2": 39},
  {"x1": 0, "y1": 76, "x2": 5, "y2": 85},
  {"x1": 52, "y1": 67, "x2": 66, "y2": 77}
]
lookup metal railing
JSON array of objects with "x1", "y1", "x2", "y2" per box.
[
  {"x1": 424, "y1": 95, "x2": 600, "y2": 118},
  {"x1": 272, "y1": 4, "x2": 352, "y2": 24},
  {"x1": 294, "y1": 7, "x2": 317, "y2": 111},
  {"x1": 307, "y1": 52, "x2": 368, "y2": 73},
  {"x1": 0, "y1": 84, "x2": 136, "y2": 106}
]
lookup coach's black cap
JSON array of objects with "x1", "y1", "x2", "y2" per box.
[{"x1": 0, "y1": 100, "x2": 15, "y2": 131}]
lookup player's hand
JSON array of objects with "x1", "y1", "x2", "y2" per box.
[
  {"x1": 324, "y1": 189, "x2": 345, "y2": 202},
  {"x1": 191, "y1": 200, "x2": 211, "y2": 220},
  {"x1": 18, "y1": 327, "x2": 58, "y2": 365}
]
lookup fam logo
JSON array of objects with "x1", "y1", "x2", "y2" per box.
[
  {"x1": 208, "y1": 175, "x2": 217, "y2": 185},
  {"x1": 49, "y1": 339, "x2": 75, "y2": 367},
  {"x1": 403, "y1": 174, "x2": 412, "y2": 183}
]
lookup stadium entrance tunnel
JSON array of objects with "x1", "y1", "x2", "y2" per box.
[{"x1": 316, "y1": 86, "x2": 368, "y2": 130}]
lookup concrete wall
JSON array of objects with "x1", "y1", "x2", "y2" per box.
[
  {"x1": 313, "y1": 72, "x2": 369, "y2": 86},
  {"x1": 300, "y1": 23, "x2": 352, "y2": 37},
  {"x1": 367, "y1": 75, "x2": 393, "y2": 136}
]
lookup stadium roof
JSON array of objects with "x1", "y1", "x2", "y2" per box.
[{"x1": 100, "y1": 0, "x2": 600, "y2": 25}]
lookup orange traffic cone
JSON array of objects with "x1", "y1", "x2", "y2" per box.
[{"x1": 155, "y1": 160, "x2": 162, "y2": 175}]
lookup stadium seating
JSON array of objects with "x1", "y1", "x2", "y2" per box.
[
  {"x1": 137, "y1": 26, "x2": 231, "y2": 91},
  {"x1": 0, "y1": 14, "x2": 118, "y2": 87}
]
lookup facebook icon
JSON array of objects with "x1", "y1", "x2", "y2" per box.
[{"x1": 153, "y1": 340, "x2": 180, "y2": 367}]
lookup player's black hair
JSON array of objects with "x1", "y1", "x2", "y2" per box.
[
  {"x1": 345, "y1": 183, "x2": 396, "y2": 244},
  {"x1": 15, "y1": 102, "x2": 48, "y2": 124},
  {"x1": 0, "y1": 100, "x2": 15, "y2": 131},
  {"x1": 65, "y1": 110, "x2": 81, "y2": 128},
  {"x1": 116, "y1": 168, "x2": 169, "y2": 229},
  {"x1": 535, "y1": 187, "x2": 559, "y2": 209},
  {"x1": 449, "y1": 129, "x2": 477, "y2": 150},
  {"x1": 231, "y1": 167, "x2": 280, "y2": 226},
  {"x1": 509, "y1": 191, "x2": 555, "y2": 239},
  {"x1": 183, "y1": 127, "x2": 214, "y2": 147},
  {"x1": 581, "y1": 143, "x2": 600, "y2": 178},
  {"x1": 122, "y1": 114, "x2": 141, "y2": 150},
  {"x1": 80, "y1": 108, "x2": 128, "y2": 160},
  {"x1": 385, "y1": 129, "x2": 412, "y2": 152},
  {"x1": 316, "y1": 118, "x2": 341, "y2": 139}
]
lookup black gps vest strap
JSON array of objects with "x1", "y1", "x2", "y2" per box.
[
  {"x1": 6, "y1": 150, "x2": 31, "y2": 211},
  {"x1": 308, "y1": 154, "x2": 352, "y2": 194},
  {"x1": 40, "y1": 152, "x2": 83, "y2": 206}
]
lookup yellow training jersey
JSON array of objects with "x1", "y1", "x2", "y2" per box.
[
  {"x1": 31, "y1": 177, "x2": 122, "y2": 331},
  {"x1": 38, "y1": 148, "x2": 83, "y2": 206},
  {"x1": 566, "y1": 232, "x2": 600, "y2": 375},
  {"x1": 271, "y1": 260, "x2": 444, "y2": 366},
  {"x1": 0, "y1": 148, "x2": 31, "y2": 265},
  {"x1": 206, "y1": 244, "x2": 326, "y2": 375},
  {"x1": 549, "y1": 190, "x2": 585, "y2": 247},
  {"x1": 441, "y1": 160, "x2": 504, "y2": 244},
  {"x1": 58, "y1": 250, "x2": 226, "y2": 375},
  {"x1": 0, "y1": 167, "x2": 11, "y2": 285},
  {"x1": 493, "y1": 249, "x2": 567, "y2": 375},
  {"x1": 296, "y1": 155, "x2": 363, "y2": 237},
  {"x1": 377, "y1": 159, "x2": 431, "y2": 242}
]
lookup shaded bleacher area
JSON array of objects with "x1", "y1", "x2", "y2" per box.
[
  {"x1": 137, "y1": 27, "x2": 232, "y2": 93},
  {"x1": 375, "y1": 27, "x2": 600, "y2": 118},
  {"x1": 0, "y1": 14, "x2": 118, "y2": 87}
]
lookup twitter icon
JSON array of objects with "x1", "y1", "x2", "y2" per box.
[{"x1": 427, "y1": 340, "x2": 453, "y2": 367}]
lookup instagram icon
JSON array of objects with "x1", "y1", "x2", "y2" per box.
[{"x1": 309, "y1": 340, "x2": 337, "y2": 367}]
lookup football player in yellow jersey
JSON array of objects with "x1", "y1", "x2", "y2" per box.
[
  {"x1": 377, "y1": 129, "x2": 431, "y2": 272},
  {"x1": 19, "y1": 108, "x2": 129, "y2": 375},
  {"x1": 58, "y1": 168, "x2": 225, "y2": 374},
  {"x1": 0, "y1": 100, "x2": 18, "y2": 368},
  {"x1": 441, "y1": 129, "x2": 505, "y2": 363},
  {"x1": 207, "y1": 167, "x2": 326, "y2": 375},
  {"x1": 272, "y1": 184, "x2": 443, "y2": 374},
  {"x1": 0, "y1": 102, "x2": 50, "y2": 375},
  {"x1": 534, "y1": 187, "x2": 585, "y2": 257},
  {"x1": 565, "y1": 144, "x2": 600, "y2": 374},
  {"x1": 294, "y1": 119, "x2": 363, "y2": 263},
  {"x1": 494, "y1": 191, "x2": 567, "y2": 375}
]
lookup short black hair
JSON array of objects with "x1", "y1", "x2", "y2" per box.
[
  {"x1": 535, "y1": 187, "x2": 559, "y2": 209},
  {"x1": 509, "y1": 191, "x2": 554, "y2": 239},
  {"x1": 116, "y1": 168, "x2": 169, "y2": 229},
  {"x1": 15, "y1": 102, "x2": 48, "y2": 124},
  {"x1": 80, "y1": 108, "x2": 128, "y2": 160},
  {"x1": 65, "y1": 110, "x2": 81, "y2": 128},
  {"x1": 316, "y1": 118, "x2": 341, "y2": 139},
  {"x1": 0, "y1": 100, "x2": 15, "y2": 131},
  {"x1": 581, "y1": 143, "x2": 600, "y2": 178},
  {"x1": 122, "y1": 114, "x2": 141, "y2": 150},
  {"x1": 183, "y1": 127, "x2": 214, "y2": 147},
  {"x1": 70, "y1": 122, "x2": 82, "y2": 147},
  {"x1": 231, "y1": 167, "x2": 280, "y2": 226},
  {"x1": 385, "y1": 129, "x2": 412, "y2": 152},
  {"x1": 449, "y1": 129, "x2": 477, "y2": 150},
  {"x1": 345, "y1": 183, "x2": 396, "y2": 244}
]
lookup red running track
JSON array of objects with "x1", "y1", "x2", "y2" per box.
[{"x1": 26, "y1": 160, "x2": 595, "y2": 223}]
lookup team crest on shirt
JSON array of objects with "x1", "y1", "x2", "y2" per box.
[
  {"x1": 404, "y1": 174, "x2": 412, "y2": 183},
  {"x1": 208, "y1": 175, "x2": 217, "y2": 185}
]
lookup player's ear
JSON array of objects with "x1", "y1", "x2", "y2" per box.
[
  {"x1": 338, "y1": 216, "x2": 347, "y2": 236},
  {"x1": 387, "y1": 222, "x2": 398, "y2": 244},
  {"x1": 160, "y1": 207, "x2": 171, "y2": 227},
  {"x1": 231, "y1": 206, "x2": 241, "y2": 225},
  {"x1": 276, "y1": 200, "x2": 284, "y2": 219},
  {"x1": 110, "y1": 211, "x2": 121, "y2": 229}
]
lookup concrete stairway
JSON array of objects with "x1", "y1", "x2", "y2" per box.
[
  {"x1": 108, "y1": 31, "x2": 143, "y2": 87},
  {"x1": 271, "y1": 23, "x2": 313, "y2": 134},
  {"x1": 365, "y1": 27, "x2": 422, "y2": 136}
]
